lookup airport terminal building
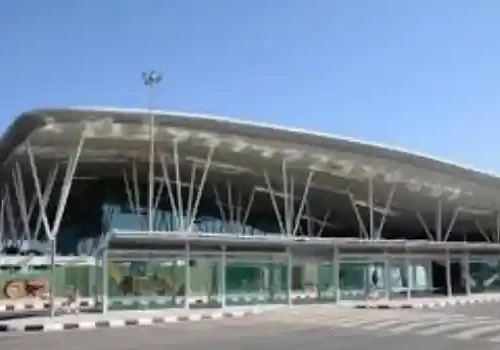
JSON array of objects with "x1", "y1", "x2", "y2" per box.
[{"x1": 0, "y1": 107, "x2": 499, "y2": 309}]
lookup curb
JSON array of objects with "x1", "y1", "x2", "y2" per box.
[{"x1": 0, "y1": 308, "x2": 264, "y2": 333}]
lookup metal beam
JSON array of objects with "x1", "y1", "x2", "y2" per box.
[
  {"x1": 368, "y1": 176, "x2": 374, "y2": 239},
  {"x1": 443, "y1": 207, "x2": 461, "y2": 242},
  {"x1": 436, "y1": 200, "x2": 443, "y2": 241},
  {"x1": 172, "y1": 140, "x2": 185, "y2": 230},
  {"x1": 131, "y1": 159, "x2": 146, "y2": 230},
  {"x1": 185, "y1": 163, "x2": 197, "y2": 227},
  {"x1": 12, "y1": 163, "x2": 30, "y2": 241},
  {"x1": 187, "y1": 145, "x2": 216, "y2": 231},
  {"x1": 315, "y1": 209, "x2": 332, "y2": 238},
  {"x1": 348, "y1": 193, "x2": 368, "y2": 239},
  {"x1": 375, "y1": 184, "x2": 397, "y2": 239},
  {"x1": 263, "y1": 170, "x2": 286, "y2": 235},
  {"x1": 0, "y1": 190, "x2": 5, "y2": 245},
  {"x1": 159, "y1": 154, "x2": 180, "y2": 229},
  {"x1": 33, "y1": 165, "x2": 59, "y2": 240},
  {"x1": 213, "y1": 184, "x2": 227, "y2": 228},
  {"x1": 474, "y1": 220, "x2": 491, "y2": 243},
  {"x1": 242, "y1": 188, "x2": 255, "y2": 226},
  {"x1": 282, "y1": 160, "x2": 290, "y2": 233},
  {"x1": 415, "y1": 212, "x2": 434, "y2": 241},
  {"x1": 26, "y1": 142, "x2": 51, "y2": 242},
  {"x1": 291, "y1": 171, "x2": 314, "y2": 237},
  {"x1": 4, "y1": 190, "x2": 16, "y2": 244}
]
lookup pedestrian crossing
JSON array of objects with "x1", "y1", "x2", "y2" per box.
[{"x1": 249, "y1": 305, "x2": 500, "y2": 343}]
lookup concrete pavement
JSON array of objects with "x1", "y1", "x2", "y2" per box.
[{"x1": 2, "y1": 306, "x2": 499, "y2": 350}]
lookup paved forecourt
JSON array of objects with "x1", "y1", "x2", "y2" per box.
[
  {"x1": 2, "y1": 305, "x2": 500, "y2": 350},
  {"x1": 250, "y1": 304, "x2": 500, "y2": 343}
]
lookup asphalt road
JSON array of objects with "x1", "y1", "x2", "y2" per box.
[{"x1": 3, "y1": 304, "x2": 500, "y2": 350}]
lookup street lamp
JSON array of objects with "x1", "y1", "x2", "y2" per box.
[{"x1": 142, "y1": 70, "x2": 163, "y2": 234}]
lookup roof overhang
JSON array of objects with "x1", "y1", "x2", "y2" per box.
[
  {"x1": 3, "y1": 107, "x2": 500, "y2": 222},
  {"x1": 106, "y1": 232, "x2": 500, "y2": 258}
]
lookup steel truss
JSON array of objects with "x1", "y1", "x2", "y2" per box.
[
  {"x1": 415, "y1": 200, "x2": 497, "y2": 243},
  {"x1": 154, "y1": 140, "x2": 217, "y2": 232},
  {"x1": 347, "y1": 176, "x2": 397, "y2": 240},
  {"x1": 262, "y1": 159, "x2": 314, "y2": 236}
]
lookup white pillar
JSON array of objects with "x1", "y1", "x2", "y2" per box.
[
  {"x1": 287, "y1": 248, "x2": 293, "y2": 306},
  {"x1": 102, "y1": 248, "x2": 109, "y2": 313},
  {"x1": 405, "y1": 255, "x2": 412, "y2": 300},
  {"x1": 49, "y1": 238, "x2": 57, "y2": 317},
  {"x1": 445, "y1": 250, "x2": 452, "y2": 297},
  {"x1": 333, "y1": 246, "x2": 340, "y2": 302},
  {"x1": 220, "y1": 246, "x2": 226, "y2": 308},
  {"x1": 464, "y1": 252, "x2": 471, "y2": 296},
  {"x1": 384, "y1": 255, "x2": 390, "y2": 300},
  {"x1": 184, "y1": 243, "x2": 191, "y2": 309}
]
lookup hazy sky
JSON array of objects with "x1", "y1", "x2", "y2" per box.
[{"x1": 1, "y1": 1, "x2": 500, "y2": 172}]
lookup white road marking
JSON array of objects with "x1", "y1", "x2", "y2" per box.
[{"x1": 450, "y1": 322, "x2": 500, "y2": 340}]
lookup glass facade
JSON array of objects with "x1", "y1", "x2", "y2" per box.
[{"x1": 0, "y1": 178, "x2": 495, "y2": 308}]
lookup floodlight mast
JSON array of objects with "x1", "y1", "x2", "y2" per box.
[{"x1": 142, "y1": 70, "x2": 163, "y2": 234}]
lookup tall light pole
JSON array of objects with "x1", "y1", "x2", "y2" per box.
[{"x1": 142, "y1": 70, "x2": 163, "y2": 234}]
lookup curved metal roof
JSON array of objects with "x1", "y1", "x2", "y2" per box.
[{"x1": 2, "y1": 106, "x2": 498, "y2": 189}]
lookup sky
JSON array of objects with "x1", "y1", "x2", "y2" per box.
[{"x1": 1, "y1": 1, "x2": 500, "y2": 173}]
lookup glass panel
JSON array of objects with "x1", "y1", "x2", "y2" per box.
[
  {"x1": 339, "y1": 261, "x2": 367, "y2": 300},
  {"x1": 317, "y1": 261, "x2": 335, "y2": 302},
  {"x1": 106, "y1": 260, "x2": 182, "y2": 310},
  {"x1": 469, "y1": 258, "x2": 500, "y2": 293},
  {"x1": 225, "y1": 262, "x2": 269, "y2": 304}
]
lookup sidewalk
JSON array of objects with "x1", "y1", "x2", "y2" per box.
[{"x1": 0, "y1": 305, "x2": 279, "y2": 333}]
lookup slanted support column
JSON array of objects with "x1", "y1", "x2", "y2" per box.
[
  {"x1": 184, "y1": 242, "x2": 191, "y2": 309},
  {"x1": 368, "y1": 176, "x2": 375, "y2": 239},
  {"x1": 220, "y1": 245, "x2": 226, "y2": 308},
  {"x1": 291, "y1": 171, "x2": 314, "y2": 237},
  {"x1": 375, "y1": 184, "x2": 397, "y2": 240},
  {"x1": 415, "y1": 212, "x2": 435, "y2": 241},
  {"x1": 445, "y1": 250, "x2": 452, "y2": 297},
  {"x1": 26, "y1": 127, "x2": 86, "y2": 318},
  {"x1": 286, "y1": 247, "x2": 293, "y2": 306},
  {"x1": 12, "y1": 163, "x2": 30, "y2": 241},
  {"x1": 263, "y1": 171, "x2": 286, "y2": 235},
  {"x1": 436, "y1": 200, "x2": 443, "y2": 241},
  {"x1": 0, "y1": 191, "x2": 5, "y2": 246},
  {"x1": 348, "y1": 193, "x2": 368, "y2": 239},
  {"x1": 443, "y1": 208, "x2": 461, "y2": 241},
  {"x1": 186, "y1": 144, "x2": 216, "y2": 232}
]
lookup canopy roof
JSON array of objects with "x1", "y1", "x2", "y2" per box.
[
  {"x1": 107, "y1": 232, "x2": 500, "y2": 258},
  {"x1": 1, "y1": 107, "x2": 499, "y2": 235}
]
